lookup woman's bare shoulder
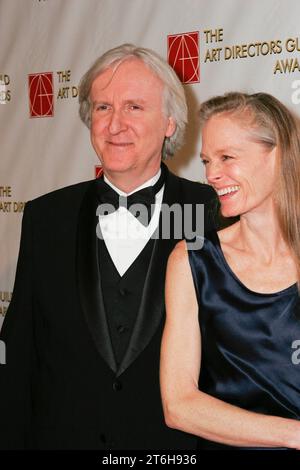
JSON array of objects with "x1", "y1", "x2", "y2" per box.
[
  {"x1": 169, "y1": 240, "x2": 188, "y2": 262},
  {"x1": 167, "y1": 240, "x2": 192, "y2": 276}
]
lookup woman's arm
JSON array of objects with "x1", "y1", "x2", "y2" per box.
[{"x1": 160, "y1": 240, "x2": 300, "y2": 449}]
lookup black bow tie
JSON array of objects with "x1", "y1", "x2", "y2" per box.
[{"x1": 96, "y1": 165, "x2": 166, "y2": 226}]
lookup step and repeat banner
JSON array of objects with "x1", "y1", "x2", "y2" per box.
[{"x1": 1, "y1": 0, "x2": 300, "y2": 327}]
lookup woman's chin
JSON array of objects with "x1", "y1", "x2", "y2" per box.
[{"x1": 220, "y1": 207, "x2": 240, "y2": 219}]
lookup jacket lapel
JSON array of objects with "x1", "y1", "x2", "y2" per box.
[
  {"x1": 77, "y1": 181, "x2": 117, "y2": 373},
  {"x1": 117, "y1": 168, "x2": 182, "y2": 376}
]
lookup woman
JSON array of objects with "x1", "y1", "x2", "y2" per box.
[{"x1": 160, "y1": 92, "x2": 300, "y2": 449}]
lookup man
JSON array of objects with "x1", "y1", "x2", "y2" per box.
[{"x1": 0, "y1": 44, "x2": 217, "y2": 450}]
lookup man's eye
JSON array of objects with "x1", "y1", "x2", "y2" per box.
[
  {"x1": 129, "y1": 104, "x2": 142, "y2": 110},
  {"x1": 201, "y1": 159, "x2": 208, "y2": 166},
  {"x1": 96, "y1": 104, "x2": 110, "y2": 111},
  {"x1": 222, "y1": 155, "x2": 232, "y2": 161}
]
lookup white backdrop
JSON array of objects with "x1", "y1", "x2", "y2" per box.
[{"x1": 1, "y1": 0, "x2": 300, "y2": 327}]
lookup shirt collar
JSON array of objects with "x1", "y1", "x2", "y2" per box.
[{"x1": 103, "y1": 169, "x2": 161, "y2": 196}]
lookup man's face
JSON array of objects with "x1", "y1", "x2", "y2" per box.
[{"x1": 90, "y1": 59, "x2": 175, "y2": 187}]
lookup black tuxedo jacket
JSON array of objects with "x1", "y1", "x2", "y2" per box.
[{"x1": 0, "y1": 167, "x2": 217, "y2": 450}]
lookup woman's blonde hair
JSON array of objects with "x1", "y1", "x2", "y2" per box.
[{"x1": 199, "y1": 92, "x2": 300, "y2": 283}]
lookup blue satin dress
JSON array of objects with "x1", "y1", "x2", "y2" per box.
[{"x1": 188, "y1": 231, "x2": 300, "y2": 450}]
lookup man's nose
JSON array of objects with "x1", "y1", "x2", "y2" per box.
[{"x1": 108, "y1": 109, "x2": 127, "y2": 134}]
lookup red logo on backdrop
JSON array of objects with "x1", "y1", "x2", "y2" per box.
[
  {"x1": 28, "y1": 72, "x2": 54, "y2": 118},
  {"x1": 95, "y1": 165, "x2": 103, "y2": 179},
  {"x1": 168, "y1": 32, "x2": 200, "y2": 84}
]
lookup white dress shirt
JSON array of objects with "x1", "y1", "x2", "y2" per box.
[{"x1": 98, "y1": 169, "x2": 164, "y2": 276}]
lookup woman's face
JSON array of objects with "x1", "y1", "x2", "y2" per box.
[{"x1": 201, "y1": 113, "x2": 278, "y2": 218}]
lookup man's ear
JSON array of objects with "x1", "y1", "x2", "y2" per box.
[{"x1": 165, "y1": 117, "x2": 176, "y2": 138}]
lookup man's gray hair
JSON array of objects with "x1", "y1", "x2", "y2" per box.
[{"x1": 78, "y1": 43, "x2": 187, "y2": 159}]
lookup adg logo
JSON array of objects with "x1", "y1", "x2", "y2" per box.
[
  {"x1": 95, "y1": 165, "x2": 103, "y2": 179},
  {"x1": 168, "y1": 31, "x2": 200, "y2": 84},
  {"x1": 28, "y1": 72, "x2": 54, "y2": 118}
]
